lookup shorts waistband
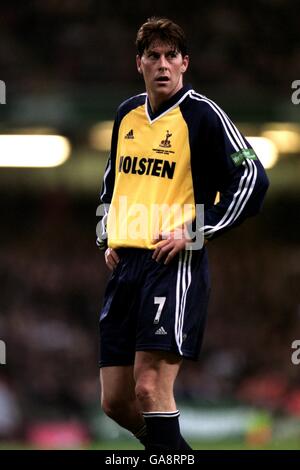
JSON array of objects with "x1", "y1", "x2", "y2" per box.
[{"x1": 116, "y1": 247, "x2": 153, "y2": 256}]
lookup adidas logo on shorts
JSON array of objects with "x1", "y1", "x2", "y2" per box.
[{"x1": 155, "y1": 326, "x2": 167, "y2": 335}]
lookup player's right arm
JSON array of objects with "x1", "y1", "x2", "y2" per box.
[
  {"x1": 104, "y1": 247, "x2": 120, "y2": 271},
  {"x1": 96, "y1": 114, "x2": 120, "y2": 252}
]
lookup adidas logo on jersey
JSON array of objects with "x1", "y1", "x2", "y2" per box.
[
  {"x1": 155, "y1": 326, "x2": 167, "y2": 335},
  {"x1": 125, "y1": 129, "x2": 134, "y2": 139}
]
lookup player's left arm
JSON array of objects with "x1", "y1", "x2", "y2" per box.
[
  {"x1": 200, "y1": 109, "x2": 269, "y2": 241},
  {"x1": 152, "y1": 105, "x2": 269, "y2": 263},
  {"x1": 152, "y1": 227, "x2": 191, "y2": 265}
]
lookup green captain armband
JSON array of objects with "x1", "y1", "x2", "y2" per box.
[{"x1": 230, "y1": 148, "x2": 258, "y2": 167}]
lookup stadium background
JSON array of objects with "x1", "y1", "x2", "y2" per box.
[{"x1": 0, "y1": 0, "x2": 300, "y2": 450}]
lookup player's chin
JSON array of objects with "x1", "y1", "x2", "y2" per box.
[
  {"x1": 154, "y1": 79, "x2": 171, "y2": 88},
  {"x1": 154, "y1": 83, "x2": 173, "y2": 95}
]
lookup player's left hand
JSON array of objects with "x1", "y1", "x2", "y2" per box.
[{"x1": 152, "y1": 227, "x2": 191, "y2": 265}]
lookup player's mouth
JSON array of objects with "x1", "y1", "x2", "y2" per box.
[{"x1": 155, "y1": 76, "x2": 170, "y2": 82}]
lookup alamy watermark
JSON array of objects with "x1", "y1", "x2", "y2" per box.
[
  {"x1": 0, "y1": 340, "x2": 6, "y2": 365},
  {"x1": 0, "y1": 80, "x2": 6, "y2": 104},
  {"x1": 291, "y1": 340, "x2": 300, "y2": 365},
  {"x1": 96, "y1": 199, "x2": 205, "y2": 250},
  {"x1": 291, "y1": 80, "x2": 300, "y2": 105}
]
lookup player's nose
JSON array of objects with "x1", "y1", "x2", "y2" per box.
[{"x1": 158, "y1": 54, "x2": 168, "y2": 70}]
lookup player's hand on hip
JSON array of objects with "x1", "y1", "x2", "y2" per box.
[
  {"x1": 104, "y1": 248, "x2": 120, "y2": 271},
  {"x1": 152, "y1": 227, "x2": 191, "y2": 265}
]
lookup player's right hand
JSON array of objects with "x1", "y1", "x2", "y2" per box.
[{"x1": 104, "y1": 248, "x2": 120, "y2": 271}]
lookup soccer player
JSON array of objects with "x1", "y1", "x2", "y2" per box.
[{"x1": 96, "y1": 17, "x2": 269, "y2": 451}]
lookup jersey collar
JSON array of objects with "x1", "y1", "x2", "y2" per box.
[{"x1": 145, "y1": 84, "x2": 192, "y2": 124}]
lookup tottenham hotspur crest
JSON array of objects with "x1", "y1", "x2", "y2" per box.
[
  {"x1": 152, "y1": 130, "x2": 175, "y2": 155},
  {"x1": 160, "y1": 130, "x2": 172, "y2": 148}
]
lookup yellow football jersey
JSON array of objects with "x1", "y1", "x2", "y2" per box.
[{"x1": 97, "y1": 85, "x2": 269, "y2": 250}]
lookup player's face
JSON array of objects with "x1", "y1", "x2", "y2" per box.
[{"x1": 136, "y1": 41, "x2": 189, "y2": 110}]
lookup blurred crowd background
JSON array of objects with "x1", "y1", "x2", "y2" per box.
[
  {"x1": 0, "y1": 0, "x2": 300, "y2": 448},
  {"x1": 1, "y1": 0, "x2": 299, "y2": 95}
]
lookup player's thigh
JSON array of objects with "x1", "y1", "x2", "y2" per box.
[
  {"x1": 134, "y1": 350, "x2": 182, "y2": 391},
  {"x1": 137, "y1": 249, "x2": 210, "y2": 361},
  {"x1": 99, "y1": 257, "x2": 138, "y2": 367},
  {"x1": 100, "y1": 365, "x2": 136, "y2": 405}
]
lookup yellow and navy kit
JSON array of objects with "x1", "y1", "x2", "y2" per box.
[{"x1": 97, "y1": 84, "x2": 269, "y2": 250}]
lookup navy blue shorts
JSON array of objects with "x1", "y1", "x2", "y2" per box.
[{"x1": 99, "y1": 247, "x2": 210, "y2": 367}]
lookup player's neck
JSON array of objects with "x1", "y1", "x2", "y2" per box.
[
  {"x1": 147, "y1": 95, "x2": 166, "y2": 113},
  {"x1": 147, "y1": 83, "x2": 184, "y2": 114}
]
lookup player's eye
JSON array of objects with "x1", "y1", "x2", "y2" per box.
[{"x1": 148, "y1": 52, "x2": 159, "y2": 59}]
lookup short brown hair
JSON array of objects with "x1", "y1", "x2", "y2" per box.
[{"x1": 136, "y1": 17, "x2": 187, "y2": 57}]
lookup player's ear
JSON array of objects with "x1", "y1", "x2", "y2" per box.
[
  {"x1": 136, "y1": 55, "x2": 143, "y2": 74},
  {"x1": 181, "y1": 55, "x2": 189, "y2": 74}
]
